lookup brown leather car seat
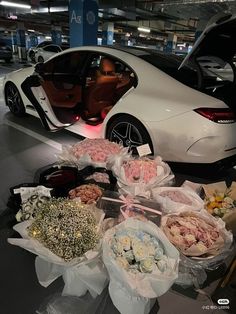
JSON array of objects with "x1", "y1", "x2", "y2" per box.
[{"x1": 83, "y1": 58, "x2": 119, "y2": 118}]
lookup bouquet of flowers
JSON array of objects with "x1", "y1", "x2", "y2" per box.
[
  {"x1": 203, "y1": 181, "x2": 236, "y2": 234},
  {"x1": 8, "y1": 198, "x2": 107, "y2": 298},
  {"x1": 14, "y1": 185, "x2": 52, "y2": 222},
  {"x1": 68, "y1": 184, "x2": 103, "y2": 204},
  {"x1": 112, "y1": 156, "x2": 174, "y2": 198},
  {"x1": 161, "y1": 210, "x2": 232, "y2": 258},
  {"x1": 152, "y1": 186, "x2": 204, "y2": 213},
  {"x1": 102, "y1": 218, "x2": 179, "y2": 314},
  {"x1": 57, "y1": 138, "x2": 128, "y2": 169}
]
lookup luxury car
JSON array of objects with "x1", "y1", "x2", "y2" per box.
[
  {"x1": 34, "y1": 44, "x2": 62, "y2": 63},
  {"x1": 0, "y1": 42, "x2": 12, "y2": 63},
  {"x1": 3, "y1": 14, "x2": 236, "y2": 167},
  {"x1": 27, "y1": 40, "x2": 52, "y2": 62}
]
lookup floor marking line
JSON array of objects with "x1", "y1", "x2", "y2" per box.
[{"x1": 4, "y1": 120, "x2": 62, "y2": 151}]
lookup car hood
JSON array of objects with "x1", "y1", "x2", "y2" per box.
[
  {"x1": 180, "y1": 13, "x2": 236, "y2": 68},
  {"x1": 5, "y1": 65, "x2": 34, "y2": 80}
]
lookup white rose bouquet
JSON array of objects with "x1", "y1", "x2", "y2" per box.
[{"x1": 102, "y1": 218, "x2": 179, "y2": 314}]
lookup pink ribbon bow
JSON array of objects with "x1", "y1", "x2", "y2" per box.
[{"x1": 101, "y1": 194, "x2": 162, "y2": 219}]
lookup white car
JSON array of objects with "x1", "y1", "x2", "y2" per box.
[
  {"x1": 3, "y1": 14, "x2": 236, "y2": 168},
  {"x1": 34, "y1": 44, "x2": 62, "y2": 63}
]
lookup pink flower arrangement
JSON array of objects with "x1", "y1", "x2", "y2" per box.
[
  {"x1": 123, "y1": 158, "x2": 157, "y2": 183},
  {"x1": 70, "y1": 139, "x2": 121, "y2": 163}
]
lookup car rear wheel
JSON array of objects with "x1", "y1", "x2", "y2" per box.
[
  {"x1": 106, "y1": 115, "x2": 154, "y2": 155},
  {"x1": 38, "y1": 56, "x2": 44, "y2": 63},
  {"x1": 5, "y1": 83, "x2": 26, "y2": 117}
]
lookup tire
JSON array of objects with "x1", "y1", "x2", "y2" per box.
[
  {"x1": 5, "y1": 83, "x2": 26, "y2": 117},
  {"x1": 38, "y1": 56, "x2": 44, "y2": 63},
  {"x1": 106, "y1": 115, "x2": 154, "y2": 155}
]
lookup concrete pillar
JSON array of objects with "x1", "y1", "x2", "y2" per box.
[
  {"x1": 69, "y1": 0, "x2": 98, "y2": 48},
  {"x1": 102, "y1": 22, "x2": 114, "y2": 46},
  {"x1": 11, "y1": 31, "x2": 17, "y2": 54},
  {"x1": 51, "y1": 25, "x2": 62, "y2": 46},
  {"x1": 29, "y1": 35, "x2": 38, "y2": 48},
  {"x1": 165, "y1": 33, "x2": 177, "y2": 53},
  {"x1": 16, "y1": 22, "x2": 27, "y2": 62}
]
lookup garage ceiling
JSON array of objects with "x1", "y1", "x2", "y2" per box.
[{"x1": 0, "y1": 0, "x2": 235, "y2": 43}]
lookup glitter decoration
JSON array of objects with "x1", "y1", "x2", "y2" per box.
[{"x1": 28, "y1": 198, "x2": 100, "y2": 261}]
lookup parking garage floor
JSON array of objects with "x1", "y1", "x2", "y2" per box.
[{"x1": 0, "y1": 61, "x2": 235, "y2": 314}]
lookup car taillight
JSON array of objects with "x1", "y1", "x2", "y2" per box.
[{"x1": 194, "y1": 107, "x2": 236, "y2": 123}]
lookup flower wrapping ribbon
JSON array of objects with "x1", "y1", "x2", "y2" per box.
[{"x1": 101, "y1": 195, "x2": 162, "y2": 219}]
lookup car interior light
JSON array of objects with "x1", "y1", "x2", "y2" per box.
[
  {"x1": 194, "y1": 107, "x2": 236, "y2": 123},
  {"x1": 137, "y1": 27, "x2": 150, "y2": 33},
  {"x1": 0, "y1": 1, "x2": 31, "y2": 9}
]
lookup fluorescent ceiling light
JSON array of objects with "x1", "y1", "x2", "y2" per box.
[
  {"x1": 0, "y1": 1, "x2": 31, "y2": 9},
  {"x1": 137, "y1": 27, "x2": 150, "y2": 33},
  {"x1": 28, "y1": 29, "x2": 35, "y2": 32}
]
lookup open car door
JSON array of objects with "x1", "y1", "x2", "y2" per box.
[{"x1": 21, "y1": 50, "x2": 88, "y2": 131}]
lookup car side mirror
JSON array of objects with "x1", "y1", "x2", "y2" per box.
[{"x1": 34, "y1": 62, "x2": 44, "y2": 74}]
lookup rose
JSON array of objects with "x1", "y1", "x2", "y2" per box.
[
  {"x1": 116, "y1": 256, "x2": 129, "y2": 270},
  {"x1": 156, "y1": 258, "x2": 167, "y2": 272},
  {"x1": 123, "y1": 250, "x2": 134, "y2": 263},
  {"x1": 117, "y1": 235, "x2": 131, "y2": 251},
  {"x1": 140, "y1": 258, "x2": 155, "y2": 273},
  {"x1": 112, "y1": 241, "x2": 124, "y2": 255},
  {"x1": 133, "y1": 242, "x2": 149, "y2": 261}
]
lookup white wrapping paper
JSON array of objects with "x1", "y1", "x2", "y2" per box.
[
  {"x1": 8, "y1": 220, "x2": 108, "y2": 298},
  {"x1": 112, "y1": 156, "x2": 174, "y2": 198},
  {"x1": 152, "y1": 186, "x2": 204, "y2": 213},
  {"x1": 102, "y1": 218, "x2": 179, "y2": 314}
]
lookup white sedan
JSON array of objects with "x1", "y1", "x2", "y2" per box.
[
  {"x1": 34, "y1": 44, "x2": 62, "y2": 63},
  {"x1": 3, "y1": 14, "x2": 236, "y2": 167}
]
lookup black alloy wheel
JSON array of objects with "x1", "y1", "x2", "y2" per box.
[
  {"x1": 5, "y1": 83, "x2": 26, "y2": 117},
  {"x1": 106, "y1": 115, "x2": 154, "y2": 155}
]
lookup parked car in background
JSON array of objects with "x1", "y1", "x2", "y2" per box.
[
  {"x1": 0, "y1": 42, "x2": 12, "y2": 63},
  {"x1": 27, "y1": 41, "x2": 52, "y2": 62},
  {"x1": 34, "y1": 44, "x2": 62, "y2": 63}
]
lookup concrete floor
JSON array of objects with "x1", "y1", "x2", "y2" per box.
[{"x1": 0, "y1": 61, "x2": 234, "y2": 314}]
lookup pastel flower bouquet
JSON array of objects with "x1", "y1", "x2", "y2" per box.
[
  {"x1": 203, "y1": 181, "x2": 236, "y2": 234},
  {"x1": 112, "y1": 156, "x2": 174, "y2": 198},
  {"x1": 57, "y1": 138, "x2": 128, "y2": 169},
  {"x1": 102, "y1": 218, "x2": 179, "y2": 314},
  {"x1": 8, "y1": 198, "x2": 107, "y2": 298},
  {"x1": 152, "y1": 186, "x2": 204, "y2": 213}
]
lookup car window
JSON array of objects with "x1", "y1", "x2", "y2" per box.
[{"x1": 42, "y1": 51, "x2": 88, "y2": 75}]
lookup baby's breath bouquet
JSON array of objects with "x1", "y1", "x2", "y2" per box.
[{"x1": 8, "y1": 198, "x2": 107, "y2": 298}]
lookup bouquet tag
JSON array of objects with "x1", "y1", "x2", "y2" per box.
[{"x1": 137, "y1": 144, "x2": 152, "y2": 157}]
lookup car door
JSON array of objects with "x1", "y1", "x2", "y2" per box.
[{"x1": 21, "y1": 50, "x2": 89, "y2": 131}]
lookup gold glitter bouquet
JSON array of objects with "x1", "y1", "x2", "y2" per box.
[
  {"x1": 27, "y1": 198, "x2": 103, "y2": 261},
  {"x1": 8, "y1": 198, "x2": 107, "y2": 298}
]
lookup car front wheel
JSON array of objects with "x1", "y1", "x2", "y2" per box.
[
  {"x1": 106, "y1": 115, "x2": 154, "y2": 154},
  {"x1": 5, "y1": 83, "x2": 26, "y2": 117}
]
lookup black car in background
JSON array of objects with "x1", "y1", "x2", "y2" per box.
[{"x1": 0, "y1": 42, "x2": 12, "y2": 63}]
